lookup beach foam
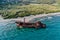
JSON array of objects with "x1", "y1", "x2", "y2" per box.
[{"x1": 0, "y1": 12, "x2": 60, "y2": 22}]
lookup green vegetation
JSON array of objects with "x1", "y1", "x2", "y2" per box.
[
  {"x1": 0, "y1": 4, "x2": 60, "y2": 19},
  {"x1": 0, "y1": 0, "x2": 60, "y2": 19}
]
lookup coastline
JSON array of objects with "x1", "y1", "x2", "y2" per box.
[{"x1": 0, "y1": 12, "x2": 60, "y2": 22}]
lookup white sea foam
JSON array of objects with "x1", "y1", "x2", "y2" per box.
[
  {"x1": 40, "y1": 19, "x2": 43, "y2": 20},
  {"x1": 48, "y1": 17, "x2": 52, "y2": 19},
  {"x1": 56, "y1": 15, "x2": 60, "y2": 16},
  {"x1": 0, "y1": 12, "x2": 60, "y2": 22}
]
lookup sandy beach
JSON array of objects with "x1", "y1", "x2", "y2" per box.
[{"x1": 0, "y1": 12, "x2": 60, "y2": 22}]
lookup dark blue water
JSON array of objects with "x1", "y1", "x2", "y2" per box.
[{"x1": 0, "y1": 15, "x2": 60, "y2": 40}]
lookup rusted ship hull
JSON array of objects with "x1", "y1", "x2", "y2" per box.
[{"x1": 15, "y1": 21, "x2": 46, "y2": 28}]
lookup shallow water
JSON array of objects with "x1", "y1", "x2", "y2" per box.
[{"x1": 0, "y1": 15, "x2": 60, "y2": 40}]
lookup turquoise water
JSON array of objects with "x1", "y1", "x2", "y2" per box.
[{"x1": 0, "y1": 15, "x2": 60, "y2": 40}]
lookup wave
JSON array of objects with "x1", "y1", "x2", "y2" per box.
[{"x1": 48, "y1": 17, "x2": 52, "y2": 19}]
